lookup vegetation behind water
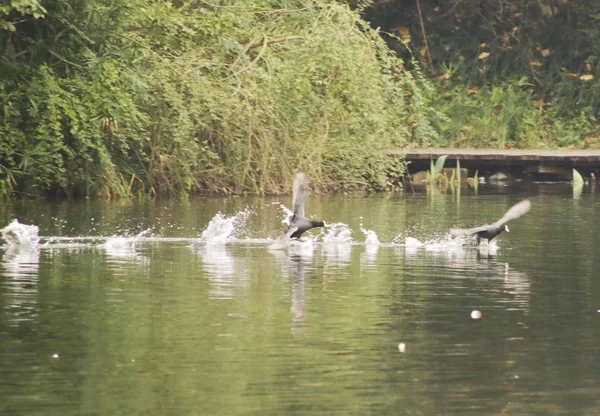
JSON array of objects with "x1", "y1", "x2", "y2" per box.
[
  {"x1": 0, "y1": 0, "x2": 440, "y2": 198},
  {"x1": 1, "y1": 0, "x2": 599, "y2": 198},
  {"x1": 361, "y1": 0, "x2": 600, "y2": 149}
]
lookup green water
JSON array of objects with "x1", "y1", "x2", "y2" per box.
[{"x1": 1, "y1": 184, "x2": 600, "y2": 415}]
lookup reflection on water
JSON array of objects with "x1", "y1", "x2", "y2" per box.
[
  {"x1": 1, "y1": 246, "x2": 40, "y2": 319},
  {"x1": 195, "y1": 244, "x2": 249, "y2": 300},
  {"x1": 1, "y1": 189, "x2": 599, "y2": 415}
]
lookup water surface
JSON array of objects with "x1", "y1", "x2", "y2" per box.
[{"x1": 1, "y1": 184, "x2": 600, "y2": 415}]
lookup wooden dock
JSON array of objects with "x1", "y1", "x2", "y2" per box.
[{"x1": 390, "y1": 148, "x2": 600, "y2": 177}]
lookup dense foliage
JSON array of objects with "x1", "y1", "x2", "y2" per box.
[
  {"x1": 360, "y1": 0, "x2": 600, "y2": 148},
  {"x1": 0, "y1": 0, "x2": 439, "y2": 198},
  {"x1": 2, "y1": 0, "x2": 599, "y2": 198}
]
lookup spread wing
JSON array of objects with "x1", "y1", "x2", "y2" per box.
[
  {"x1": 450, "y1": 224, "x2": 492, "y2": 237},
  {"x1": 491, "y1": 199, "x2": 531, "y2": 227},
  {"x1": 292, "y1": 172, "x2": 307, "y2": 218},
  {"x1": 450, "y1": 199, "x2": 531, "y2": 237}
]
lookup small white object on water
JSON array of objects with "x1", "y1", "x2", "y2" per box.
[
  {"x1": 398, "y1": 342, "x2": 406, "y2": 353},
  {"x1": 471, "y1": 310, "x2": 482, "y2": 320},
  {"x1": 52, "y1": 353, "x2": 59, "y2": 359}
]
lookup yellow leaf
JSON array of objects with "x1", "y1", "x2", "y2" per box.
[
  {"x1": 397, "y1": 26, "x2": 411, "y2": 44},
  {"x1": 540, "y1": 49, "x2": 550, "y2": 57},
  {"x1": 433, "y1": 6, "x2": 440, "y2": 12},
  {"x1": 478, "y1": 52, "x2": 490, "y2": 60},
  {"x1": 537, "y1": 99, "x2": 545, "y2": 110},
  {"x1": 580, "y1": 74, "x2": 594, "y2": 81},
  {"x1": 566, "y1": 73, "x2": 579, "y2": 78},
  {"x1": 467, "y1": 87, "x2": 480, "y2": 96},
  {"x1": 480, "y1": 42, "x2": 488, "y2": 48},
  {"x1": 512, "y1": 26, "x2": 519, "y2": 34}
]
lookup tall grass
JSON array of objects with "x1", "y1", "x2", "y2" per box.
[{"x1": 425, "y1": 78, "x2": 595, "y2": 149}]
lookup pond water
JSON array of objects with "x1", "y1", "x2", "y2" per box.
[{"x1": 1, "y1": 183, "x2": 599, "y2": 415}]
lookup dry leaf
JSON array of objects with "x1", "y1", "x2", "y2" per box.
[
  {"x1": 478, "y1": 52, "x2": 490, "y2": 60},
  {"x1": 566, "y1": 73, "x2": 579, "y2": 78},
  {"x1": 540, "y1": 49, "x2": 550, "y2": 57},
  {"x1": 585, "y1": 63, "x2": 592, "y2": 73},
  {"x1": 433, "y1": 6, "x2": 440, "y2": 12},
  {"x1": 529, "y1": 60, "x2": 542, "y2": 67},
  {"x1": 467, "y1": 87, "x2": 480, "y2": 96},
  {"x1": 537, "y1": 99, "x2": 545, "y2": 110},
  {"x1": 419, "y1": 46, "x2": 428, "y2": 57},
  {"x1": 478, "y1": 66, "x2": 487, "y2": 73},
  {"x1": 397, "y1": 26, "x2": 411, "y2": 44},
  {"x1": 580, "y1": 74, "x2": 594, "y2": 81},
  {"x1": 512, "y1": 26, "x2": 519, "y2": 34},
  {"x1": 493, "y1": 105, "x2": 503, "y2": 115},
  {"x1": 439, "y1": 73, "x2": 451, "y2": 81},
  {"x1": 500, "y1": 34, "x2": 509, "y2": 44},
  {"x1": 480, "y1": 42, "x2": 488, "y2": 48}
]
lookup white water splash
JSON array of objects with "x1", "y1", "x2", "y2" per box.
[
  {"x1": 322, "y1": 222, "x2": 353, "y2": 243},
  {"x1": 403, "y1": 234, "x2": 500, "y2": 258},
  {"x1": 404, "y1": 237, "x2": 424, "y2": 248},
  {"x1": 358, "y1": 217, "x2": 379, "y2": 261},
  {"x1": 319, "y1": 223, "x2": 353, "y2": 267},
  {"x1": 1, "y1": 220, "x2": 40, "y2": 248},
  {"x1": 359, "y1": 217, "x2": 380, "y2": 246},
  {"x1": 1, "y1": 221, "x2": 41, "y2": 303},
  {"x1": 196, "y1": 209, "x2": 252, "y2": 246},
  {"x1": 103, "y1": 229, "x2": 151, "y2": 258}
]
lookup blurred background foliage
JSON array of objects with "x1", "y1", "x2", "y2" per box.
[
  {"x1": 0, "y1": 0, "x2": 437, "y2": 197},
  {"x1": 0, "y1": 0, "x2": 598, "y2": 198},
  {"x1": 358, "y1": 0, "x2": 600, "y2": 148}
]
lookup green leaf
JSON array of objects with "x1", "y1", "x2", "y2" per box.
[
  {"x1": 434, "y1": 155, "x2": 448, "y2": 177},
  {"x1": 573, "y1": 168, "x2": 584, "y2": 188},
  {"x1": 455, "y1": 159, "x2": 461, "y2": 184}
]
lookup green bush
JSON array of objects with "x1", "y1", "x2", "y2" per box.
[{"x1": 0, "y1": 0, "x2": 439, "y2": 198}]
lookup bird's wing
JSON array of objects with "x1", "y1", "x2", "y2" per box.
[
  {"x1": 491, "y1": 199, "x2": 531, "y2": 228},
  {"x1": 450, "y1": 199, "x2": 531, "y2": 237},
  {"x1": 292, "y1": 172, "x2": 307, "y2": 218},
  {"x1": 450, "y1": 224, "x2": 492, "y2": 237}
]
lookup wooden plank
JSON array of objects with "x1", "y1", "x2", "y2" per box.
[{"x1": 389, "y1": 148, "x2": 600, "y2": 162}]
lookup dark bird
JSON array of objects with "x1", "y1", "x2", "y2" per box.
[
  {"x1": 282, "y1": 172, "x2": 325, "y2": 239},
  {"x1": 450, "y1": 199, "x2": 531, "y2": 244}
]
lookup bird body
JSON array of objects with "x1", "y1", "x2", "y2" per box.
[
  {"x1": 450, "y1": 199, "x2": 531, "y2": 244},
  {"x1": 282, "y1": 173, "x2": 325, "y2": 239}
]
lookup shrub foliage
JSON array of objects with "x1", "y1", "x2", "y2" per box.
[{"x1": 0, "y1": 0, "x2": 439, "y2": 197}]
